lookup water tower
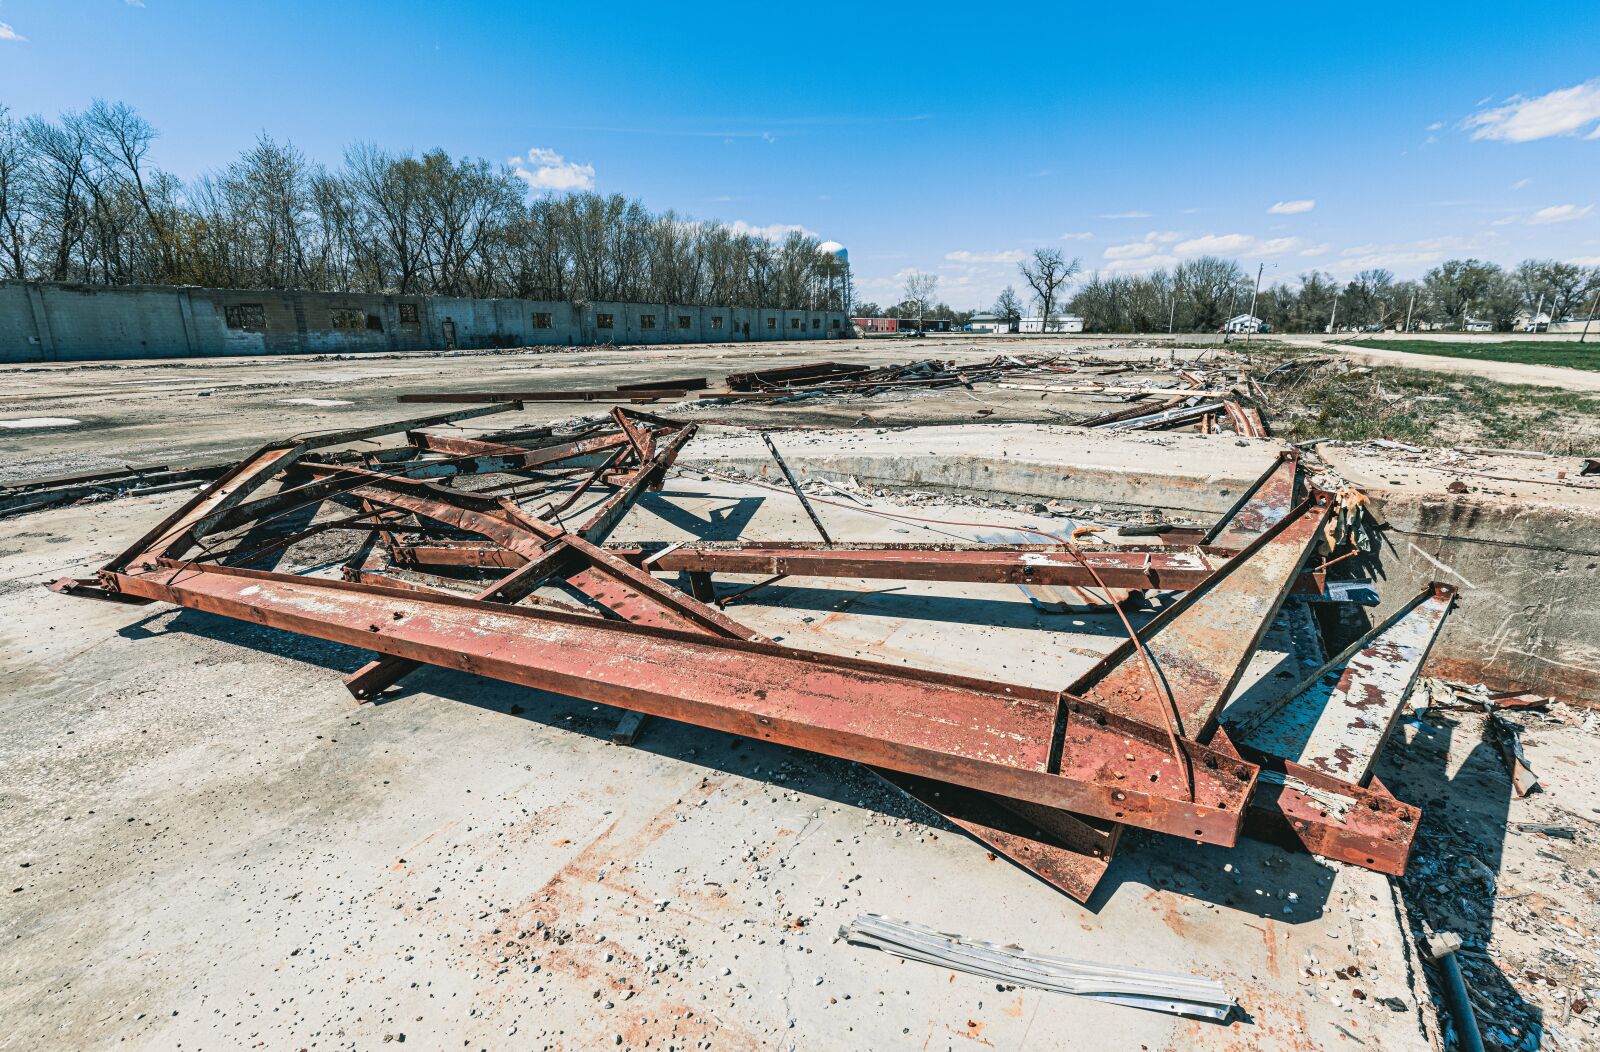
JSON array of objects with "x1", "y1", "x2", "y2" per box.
[{"x1": 818, "y1": 241, "x2": 849, "y2": 313}]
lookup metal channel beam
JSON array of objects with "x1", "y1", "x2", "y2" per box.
[
  {"x1": 110, "y1": 562, "x2": 1258, "y2": 843},
  {"x1": 874, "y1": 770, "x2": 1122, "y2": 901},
  {"x1": 1205, "y1": 451, "x2": 1300, "y2": 548},
  {"x1": 1234, "y1": 583, "x2": 1457, "y2": 786},
  {"x1": 1066, "y1": 493, "x2": 1334, "y2": 743},
  {"x1": 1212, "y1": 730, "x2": 1420, "y2": 876}
]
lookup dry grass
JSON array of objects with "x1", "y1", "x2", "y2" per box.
[{"x1": 1245, "y1": 347, "x2": 1600, "y2": 453}]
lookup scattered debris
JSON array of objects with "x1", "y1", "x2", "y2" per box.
[
  {"x1": 841, "y1": 913, "x2": 1236, "y2": 1021},
  {"x1": 1, "y1": 462, "x2": 231, "y2": 518},
  {"x1": 1487, "y1": 711, "x2": 1540, "y2": 797}
]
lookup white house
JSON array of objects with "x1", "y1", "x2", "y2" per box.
[
  {"x1": 1019, "y1": 314, "x2": 1085, "y2": 333},
  {"x1": 1223, "y1": 313, "x2": 1266, "y2": 334},
  {"x1": 1464, "y1": 317, "x2": 1493, "y2": 333},
  {"x1": 967, "y1": 313, "x2": 1014, "y2": 334},
  {"x1": 1514, "y1": 310, "x2": 1552, "y2": 333}
]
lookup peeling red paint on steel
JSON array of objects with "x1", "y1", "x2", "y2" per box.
[{"x1": 1237, "y1": 582, "x2": 1457, "y2": 786}]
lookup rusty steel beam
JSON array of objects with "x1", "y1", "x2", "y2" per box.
[
  {"x1": 397, "y1": 389, "x2": 695, "y2": 403},
  {"x1": 1066, "y1": 493, "x2": 1334, "y2": 744},
  {"x1": 100, "y1": 403, "x2": 522, "y2": 576},
  {"x1": 1020, "y1": 488, "x2": 1333, "y2": 903},
  {"x1": 1213, "y1": 730, "x2": 1420, "y2": 876},
  {"x1": 1233, "y1": 583, "x2": 1457, "y2": 786},
  {"x1": 874, "y1": 770, "x2": 1122, "y2": 901},
  {"x1": 390, "y1": 539, "x2": 1327, "y2": 595},
  {"x1": 107, "y1": 561, "x2": 1258, "y2": 843},
  {"x1": 1205, "y1": 450, "x2": 1300, "y2": 548}
]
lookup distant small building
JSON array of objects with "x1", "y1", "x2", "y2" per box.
[
  {"x1": 1464, "y1": 317, "x2": 1493, "y2": 333},
  {"x1": 1223, "y1": 314, "x2": 1267, "y2": 334},
  {"x1": 1018, "y1": 314, "x2": 1084, "y2": 334},
  {"x1": 1514, "y1": 310, "x2": 1553, "y2": 333},
  {"x1": 967, "y1": 313, "x2": 1015, "y2": 334},
  {"x1": 853, "y1": 317, "x2": 897, "y2": 334}
]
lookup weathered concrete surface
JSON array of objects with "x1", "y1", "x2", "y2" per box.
[
  {"x1": 682, "y1": 423, "x2": 1284, "y2": 522},
  {"x1": 1319, "y1": 443, "x2": 1600, "y2": 705},
  {"x1": 0, "y1": 476, "x2": 1438, "y2": 1051}
]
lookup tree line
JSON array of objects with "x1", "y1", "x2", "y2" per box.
[
  {"x1": 1065, "y1": 256, "x2": 1600, "y2": 334},
  {"x1": 0, "y1": 101, "x2": 851, "y2": 310}
]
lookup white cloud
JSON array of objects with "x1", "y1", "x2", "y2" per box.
[
  {"x1": 1103, "y1": 253, "x2": 1181, "y2": 274},
  {"x1": 1567, "y1": 256, "x2": 1600, "y2": 266},
  {"x1": 509, "y1": 147, "x2": 595, "y2": 192},
  {"x1": 1268, "y1": 199, "x2": 1316, "y2": 215},
  {"x1": 944, "y1": 249, "x2": 1023, "y2": 264},
  {"x1": 1059, "y1": 231, "x2": 1094, "y2": 241},
  {"x1": 1098, "y1": 230, "x2": 1305, "y2": 273},
  {"x1": 1335, "y1": 236, "x2": 1478, "y2": 272},
  {"x1": 0, "y1": 21, "x2": 26, "y2": 41},
  {"x1": 1104, "y1": 242, "x2": 1155, "y2": 261},
  {"x1": 1297, "y1": 243, "x2": 1331, "y2": 257},
  {"x1": 1528, "y1": 203, "x2": 1595, "y2": 225},
  {"x1": 1102, "y1": 230, "x2": 1182, "y2": 261},
  {"x1": 729, "y1": 220, "x2": 817, "y2": 241},
  {"x1": 1464, "y1": 80, "x2": 1600, "y2": 142},
  {"x1": 1098, "y1": 210, "x2": 1152, "y2": 219},
  {"x1": 1174, "y1": 233, "x2": 1301, "y2": 256},
  {"x1": 126, "y1": 0, "x2": 146, "y2": 7},
  {"x1": 1426, "y1": 121, "x2": 1444, "y2": 131},
  {"x1": 1511, "y1": 178, "x2": 1533, "y2": 190}
]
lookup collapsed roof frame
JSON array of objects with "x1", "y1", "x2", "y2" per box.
[{"x1": 52, "y1": 405, "x2": 1452, "y2": 905}]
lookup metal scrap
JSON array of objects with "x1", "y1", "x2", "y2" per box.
[{"x1": 842, "y1": 913, "x2": 1236, "y2": 1021}]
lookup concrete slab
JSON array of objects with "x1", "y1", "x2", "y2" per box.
[
  {"x1": 681, "y1": 423, "x2": 1283, "y2": 522},
  {"x1": 1320, "y1": 441, "x2": 1600, "y2": 703}
]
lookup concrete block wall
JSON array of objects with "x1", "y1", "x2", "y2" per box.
[{"x1": 0, "y1": 281, "x2": 849, "y2": 363}]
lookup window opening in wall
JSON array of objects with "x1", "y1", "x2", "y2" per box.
[
  {"x1": 766, "y1": 317, "x2": 776, "y2": 330},
  {"x1": 366, "y1": 314, "x2": 384, "y2": 331},
  {"x1": 790, "y1": 317, "x2": 800, "y2": 329},
  {"x1": 677, "y1": 315, "x2": 691, "y2": 329},
  {"x1": 711, "y1": 316, "x2": 724, "y2": 330},
  {"x1": 398, "y1": 303, "x2": 420, "y2": 325},
  {"x1": 331, "y1": 308, "x2": 365, "y2": 330},
  {"x1": 812, "y1": 317, "x2": 821, "y2": 330},
  {"x1": 224, "y1": 304, "x2": 266, "y2": 330},
  {"x1": 640, "y1": 314, "x2": 656, "y2": 329},
  {"x1": 533, "y1": 312, "x2": 553, "y2": 328},
  {"x1": 832, "y1": 318, "x2": 841, "y2": 329},
  {"x1": 596, "y1": 313, "x2": 614, "y2": 329}
]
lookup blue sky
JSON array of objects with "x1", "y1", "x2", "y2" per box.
[{"x1": 2, "y1": 1, "x2": 1598, "y2": 309}]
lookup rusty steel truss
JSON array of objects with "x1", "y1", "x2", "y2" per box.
[{"x1": 53, "y1": 406, "x2": 1454, "y2": 905}]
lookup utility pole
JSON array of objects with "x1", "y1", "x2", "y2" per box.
[
  {"x1": 1168, "y1": 285, "x2": 1178, "y2": 334},
  {"x1": 1328, "y1": 293, "x2": 1340, "y2": 335},
  {"x1": 1403, "y1": 291, "x2": 1415, "y2": 334},
  {"x1": 1530, "y1": 293, "x2": 1544, "y2": 334},
  {"x1": 1581, "y1": 288, "x2": 1599, "y2": 343},
  {"x1": 1246, "y1": 262, "x2": 1264, "y2": 343}
]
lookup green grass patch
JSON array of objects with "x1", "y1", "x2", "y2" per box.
[{"x1": 1340, "y1": 338, "x2": 1600, "y2": 373}]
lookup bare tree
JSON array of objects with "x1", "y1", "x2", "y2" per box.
[
  {"x1": 84, "y1": 99, "x2": 176, "y2": 281},
  {"x1": 1018, "y1": 248, "x2": 1080, "y2": 329},
  {"x1": 0, "y1": 106, "x2": 36, "y2": 279},
  {"x1": 992, "y1": 284, "x2": 1022, "y2": 323},
  {"x1": 902, "y1": 270, "x2": 938, "y2": 326},
  {"x1": 3, "y1": 99, "x2": 854, "y2": 310}
]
